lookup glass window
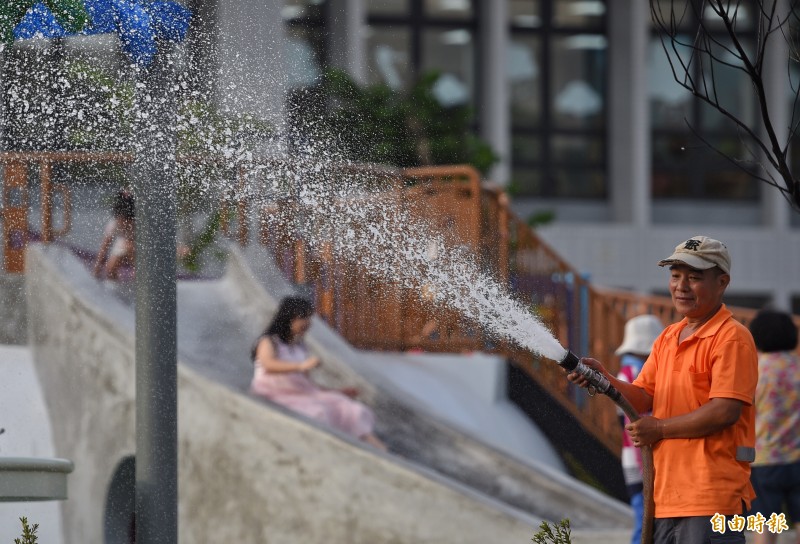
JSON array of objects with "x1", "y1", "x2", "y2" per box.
[
  {"x1": 651, "y1": 0, "x2": 694, "y2": 29},
  {"x1": 511, "y1": 167, "x2": 542, "y2": 195},
  {"x1": 509, "y1": 0, "x2": 608, "y2": 199},
  {"x1": 509, "y1": 0, "x2": 541, "y2": 28},
  {"x1": 509, "y1": 36, "x2": 541, "y2": 127},
  {"x1": 282, "y1": 0, "x2": 327, "y2": 21},
  {"x1": 553, "y1": 0, "x2": 605, "y2": 27},
  {"x1": 790, "y1": 61, "x2": 800, "y2": 177},
  {"x1": 651, "y1": 168, "x2": 692, "y2": 198},
  {"x1": 551, "y1": 136, "x2": 605, "y2": 198},
  {"x1": 701, "y1": 2, "x2": 754, "y2": 31},
  {"x1": 551, "y1": 34, "x2": 606, "y2": 130},
  {"x1": 648, "y1": 36, "x2": 693, "y2": 130},
  {"x1": 421, "y1": 28, "x2": 474, "y2": 106},
  {"x1": 424, "y1": 0, "x2": 472, "y2": 20},
  {"x1": 554, "y1": 168, "x2": 606, "y2": 198},
  {"x1": 698, "y1": 38, "x2": 756, "y2": 130},
  {"x1": 367, "y1": 0, "x2": 410, "y2": 16},
  {"x1": 652, "y1": 134, "x2": 759, "y2": 199},
  {"x1": 512, "y1": 135, "x2": 541, "y2": 162},
  {"x1": 365, "y1": 26, "x2": 412, "y2": 90},
  {"x1": 650, "y1": 3, "x2": 759, "y2": 201},
  {"x1": 551, "y1": 136, "x2": 603, "y2": 163}
]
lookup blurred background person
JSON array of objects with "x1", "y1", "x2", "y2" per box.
[
  {"x1": 748, "y1": 309, "x2": 800, "y2": 544},
  {"x1": 93, "y1": 188, "x2": 135, "y2": 280}
]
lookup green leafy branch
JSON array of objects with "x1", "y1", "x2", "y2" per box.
[
  {"x1": 14, "y1": 517, "x2": 39, "y2": 544},
  {"x1": 532, "y1": 519, "x2": 572, "y2": 544},
  {"x1": 298, "y1": 68, "x2": 498, "y2": 175}
]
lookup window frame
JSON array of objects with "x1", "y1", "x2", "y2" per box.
[{"x1": 509, "y1": 0, "x2": 609, "y2": 199}]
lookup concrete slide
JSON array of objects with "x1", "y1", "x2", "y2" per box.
[{"x1": 22, "y1": 241, "x2": 632, "y2": 544}]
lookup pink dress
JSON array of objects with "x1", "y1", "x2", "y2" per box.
[{"x1": 250, "y1": 336, "x2": 375, "y2": 439}]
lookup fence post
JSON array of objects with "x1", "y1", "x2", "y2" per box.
[
  {"x1": 497, "y1": 191, "x2": 510, "y2": 285},
  {"x1": 2, "y1": 160, "x2": 29, "y2": 273},
  {"x1": 40, "y1": 160, "x2": 52, "y2": 243}
]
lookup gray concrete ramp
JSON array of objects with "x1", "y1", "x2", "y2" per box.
[
  {"x1": 23, "y1": 242, "x2": 633, "y2": 543},
  {"x1": 233, "y1": 242, "x2": 632, "y2": 526}
]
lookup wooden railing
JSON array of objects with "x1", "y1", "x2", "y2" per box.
[
  {"x1": 257, "y1": 164, "x2": 800, "y2": 454},
  {"x1": 0, "y1": 150, "x2": 244, "y2": 273},
  {"x1": 256, "y1": 165, "x2": 629, "y2": 451},
  {"x1": 0, "y1": 151, "x2": 132, "y2": 271},
  {"x1": 6, "y1": 154, "x2": 798, "y2": 455}
]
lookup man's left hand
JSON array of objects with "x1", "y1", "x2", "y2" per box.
[{"x1": 626, "y1": 415, "x2": 663, "y2": 447}]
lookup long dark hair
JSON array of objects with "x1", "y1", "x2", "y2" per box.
[{"x1": 252, "y1": 297, "x2": 314, "y2": 359}]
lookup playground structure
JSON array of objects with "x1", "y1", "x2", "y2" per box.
[
  {"x1": 17, "y1": 238, "x2": 632, "y2": 543},
  {"x1": 1, "y1": 151, "x2": 780, "y2": 458}
]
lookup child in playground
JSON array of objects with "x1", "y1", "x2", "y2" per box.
[
  {"x1": 250, "y1": 296, "x2": 386, "y2": 451},
  {"x1": 93, "y1": 189, "x2": 135, "y2": 280}
]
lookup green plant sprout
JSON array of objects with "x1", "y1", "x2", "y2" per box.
[
  {"x1": 14, "y1": 517, "x2": 39, "y2": 544},
  {"x1": 532, "y1": 518, "x2": 572, "y2": 544}
]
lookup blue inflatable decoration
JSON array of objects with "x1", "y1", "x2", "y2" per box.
[{"x1": 13, "y1": 0, "x2": 191, "y2": 65}]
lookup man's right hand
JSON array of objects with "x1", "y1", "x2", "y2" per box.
[{"x1": 566, "y1": 357, "x2": 609, "y2": 388}]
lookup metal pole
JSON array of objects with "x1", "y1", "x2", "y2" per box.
[{"x1": 132, "y1": 44, "x2": 178, "y2": 544}]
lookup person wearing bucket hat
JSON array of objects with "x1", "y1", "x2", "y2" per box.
[
  {"x1": 616, "y1": 315, "x2": 665, "y2": 544},
  {"x1": 568, "y1": 235, "x2": 758, "y2": 544}
]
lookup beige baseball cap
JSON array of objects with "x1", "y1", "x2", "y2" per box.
[{"x1": 658, "y1": 235, "x2": 731, "y2": 274}]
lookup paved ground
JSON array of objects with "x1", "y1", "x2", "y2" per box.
[{"x1": 0, "y1": 345, "x2": 65, "y2": 544}]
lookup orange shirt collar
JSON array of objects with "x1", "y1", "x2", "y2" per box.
[{"x1": 666, "y1": 303, "x2": 732, "y2": 340}]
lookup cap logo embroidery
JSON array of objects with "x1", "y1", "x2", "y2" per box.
[{"x1": 683, "y1": 239, "x2": 702, "y2": 251}]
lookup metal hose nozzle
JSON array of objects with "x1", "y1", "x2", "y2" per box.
[{"x1": 558, "y1": 350, "x2": 620, "y2": 402}]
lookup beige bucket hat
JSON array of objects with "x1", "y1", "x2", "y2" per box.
[{"x1": 615, "y1": 314, "x2": 665, "y2": 356}]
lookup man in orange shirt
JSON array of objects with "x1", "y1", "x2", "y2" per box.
[{"x1": 568, "y1": 235, "x2": 758, "y2": 544}]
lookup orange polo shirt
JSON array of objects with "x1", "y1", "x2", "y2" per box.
[{"x1": 633, "y1": 305, "x2": 758, "y2": 518}]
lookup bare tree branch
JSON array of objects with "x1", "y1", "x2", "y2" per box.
[{"x1": 651, "y1": 0, "x2": 800, "y2": 211}]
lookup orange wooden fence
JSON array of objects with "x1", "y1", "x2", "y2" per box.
[
  {"x1": 5, "y1": 154, "x2": 798, "y2": 456},
  {"x1": 253, "y1": 164, "x2": 630, "y2": 451},
  {"x1": 255, "y1": 164, "x2": 800, "y2": 454}
]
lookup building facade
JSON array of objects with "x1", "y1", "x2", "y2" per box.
[
  {"x1": 2, "y1": 0, "x2": 797, "y2": 310},
  {"x1": 266, "y1": 0, "x2": 799, "y2": 311}
]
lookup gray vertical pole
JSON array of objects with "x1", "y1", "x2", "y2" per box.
[
  {"x1": 608, "y1": 0, "x2": 649, "y2": 225},
  {"x1": 132, "y1": 44, "x2": 179, "y2": 544},
  {"x1": 328, "y1": 0, "x2": 366, "y2": 84},
  {"x1": 480, "y1": 0, "x2": 510, "y2": 185}
]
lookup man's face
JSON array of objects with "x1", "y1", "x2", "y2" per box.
[{"x1": 669, "y1": 264, "x2": 730, "y2": 319}]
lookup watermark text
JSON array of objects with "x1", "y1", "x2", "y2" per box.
[{"x1": 710, "y1": 513, "x2": 789, "y2": 534}]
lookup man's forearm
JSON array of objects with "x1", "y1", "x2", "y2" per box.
[{"x1": 658, "y1": 397, "x2": 742, "y2": 439}]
